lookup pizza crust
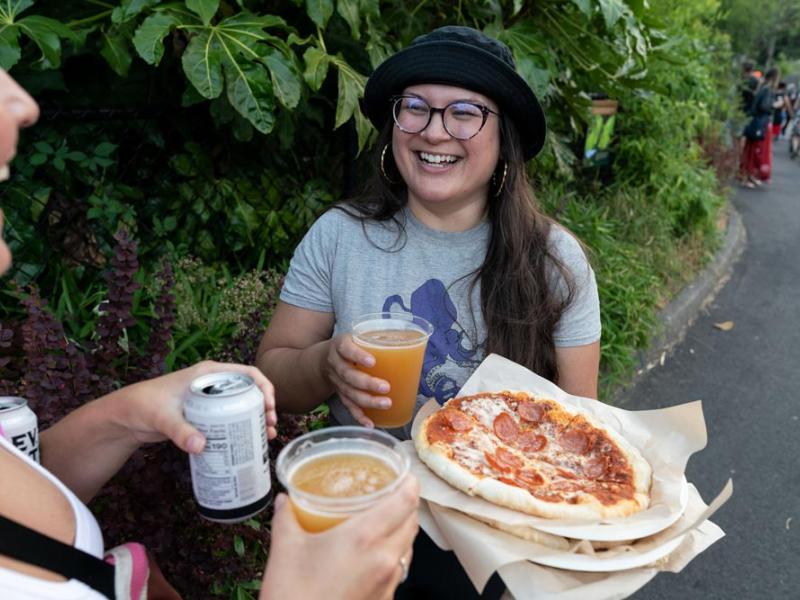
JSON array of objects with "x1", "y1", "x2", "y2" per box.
[
  {"x1": 467, "y1": 514, "x2": 571, "y2": 550},
  {"x1": 414, "y1": 391, "x2": 652, "y2": 521}
]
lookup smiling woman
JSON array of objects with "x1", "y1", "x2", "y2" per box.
[{"x1": 256, "y1": 25, "x2": 601, "y2": 599}]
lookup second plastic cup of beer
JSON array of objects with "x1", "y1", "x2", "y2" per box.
[
  {"x1": 276, "y1": 426, "x2": 409, "y2": 532},
  {"x1": 351, "y1": 312, "x2": 433, "y2": 428}
]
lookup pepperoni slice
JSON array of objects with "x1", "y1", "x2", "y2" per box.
[
  {"x1": 497, "y1": 476, "x2": 522, "y2": 488},
  {"x1": 549, "y1": 480, "x2": 582, "y2": 493},
  {"x1": 484, "y1": 448, "x2": 523, "y2": 472},
  {"x1": 516, "y1": 431, "x2": 547, "y2": 453},
  {"x1": 496, "y1": 447, "x2": 523, "y2": 470},
  {"x1": 517, "y1": 400, "x2": 545, "y2": 423},
  {"x1": 517, "y1": 468, "x2": 544, "y2": 488},
  {"x1": 443, "y1": 410, "x2": 473, "y2": 431},
  {"x1": 556, "y1": 468, "x2": 578, "y2": 480},
  {"x1": 584, "y1": 458, "x2": 607, "y2": 480},
  {"x1": 426, "y1": 414, "x2": 455, "y2": 444},
  {"x1": 484, "y1": 451, "x2": 506, "y2": 472},
  {"x1": 558, "y1": 429, "x2": 589, "y2": 454},
  {"x1": 493, "y1": 412, "x2": 519, "y2": 442}
]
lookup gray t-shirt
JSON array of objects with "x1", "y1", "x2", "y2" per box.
[{"x1": 280, "y1": 206, "x2": 601, "y2": 439}]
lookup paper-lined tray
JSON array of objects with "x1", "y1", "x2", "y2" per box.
[
  {"x1": 406, "y1": 354, "x2": 730, "y2": 598},
  {"x1": 406, "y1": 354, "x2": 707, "y2": 541}
]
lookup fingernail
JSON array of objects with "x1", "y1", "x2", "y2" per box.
[
  {"x1": 187, "y1": 434, "x2": 205, "y2": 454},
  {"x1": 274, "y1": 494, "x2": 287, "y2": 510},
  {"x1": 380, "y1": 399, "x2": 392, "y2": 409},
  {"x1": 378, "y1": 383, "x2": 390, "y2": 393},
  {"x1": 363, "y1": 356, "x2": 375, "y2": 367}
]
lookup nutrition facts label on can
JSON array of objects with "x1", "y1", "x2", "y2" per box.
[
  {"x1": 189, "y1": 416, "x2": 269, "y2": 508},
  {"x1": 229, "y1": 420, "x2": 253, "y2": 466}
]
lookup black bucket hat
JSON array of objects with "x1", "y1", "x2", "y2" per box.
[{"x1": 362, "y1": 26, "x2": 547, "y2": 160}]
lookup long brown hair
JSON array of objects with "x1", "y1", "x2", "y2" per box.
[{"x1": 338, "y1": 116, "x2": 576, "y2": 383}]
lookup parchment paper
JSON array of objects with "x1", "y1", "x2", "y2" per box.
[{"x1": 423, "y1": 480, "x2": 729, "y2": 598}]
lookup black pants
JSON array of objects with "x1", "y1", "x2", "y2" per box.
[{"x1": 394, "y1": 531, "x2": 505, "y2": 600}]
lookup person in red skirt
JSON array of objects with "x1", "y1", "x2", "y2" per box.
[{"x1": 740, "y1": 68, "x2": 781, "y2": 187}]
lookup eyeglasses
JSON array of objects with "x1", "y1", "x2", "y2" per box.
[{"x1": 390, "y1": 95, "x2": 499, "y2": 140}]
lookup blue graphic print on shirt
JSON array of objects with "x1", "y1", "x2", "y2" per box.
[{"x1": 383, "y1": 279, "x2": 483, "y2": 405}]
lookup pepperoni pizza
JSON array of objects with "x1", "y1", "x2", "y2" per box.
[{"x1": 415, "y1": 391, "x2": 651, "y2": 520}]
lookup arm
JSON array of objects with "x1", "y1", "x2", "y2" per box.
[
  {"x1": 555, "y1": 341, "x2": 600, "y2": 399},
  {"x1": 40, "y1": 361, "x2": 277, "y2": 503},
  {"x1": 256, "y1": 302, "x2": 391, "y2": 426},
  {"x1": 256, "y1": 302, "x2": 337, "y2": 414}
]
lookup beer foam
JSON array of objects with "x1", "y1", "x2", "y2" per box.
[{"x1": 290, "y1": 450, "x2": 398, "y2": 498}]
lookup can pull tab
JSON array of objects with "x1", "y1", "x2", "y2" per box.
[{"x1": 202, "y1": 377, "x2": 250, "y2": 395}]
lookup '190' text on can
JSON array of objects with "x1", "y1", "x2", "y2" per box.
[{"x1": 185, "y1": 373, "x2": 271, "y2": 523}]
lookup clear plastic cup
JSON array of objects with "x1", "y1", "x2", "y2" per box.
[
  {"x1": 351, "y1": 312, "x2": 433, "y2": 427},
  {"x1": 276, "y1": 426, "x2": 410, "y2": 532}
]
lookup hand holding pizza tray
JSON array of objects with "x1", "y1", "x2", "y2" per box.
[{"x1": 400, "y1": 354, "x2": 732, "y2": 599}]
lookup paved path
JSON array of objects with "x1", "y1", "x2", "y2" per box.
[{"x1": 625, "y1": 144, "x2": 800, "y2": 598}]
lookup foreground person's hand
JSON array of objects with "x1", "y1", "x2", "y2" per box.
[
  {"x1": 261, "y1": 475, "x2": 420, "y2": 600},
  {"x1": 323, "y1": 333, "x2": 392, "y2": 427},
  {"x1": 111, "y1": 360, "x2": 278, "y2": 452}
]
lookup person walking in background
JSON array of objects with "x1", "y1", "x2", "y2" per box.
[
  {"x1": 739, "y1": 60, "x2": 759, "y2": 114},
  {"x1": 739, "y1": 67, "x2": 781, "y2": 187},
  {"x1": 772, "y1": 82, "x2": 792, "y2": 140},
  {"x1": 736, "y1": 60, "x2": 761, "y2": 186}
]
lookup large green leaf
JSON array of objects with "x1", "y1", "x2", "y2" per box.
[
  {"x1": 337, "y1": 0, "x2": 360, "y2": 39},
  {"x1": 353, "y1": 106, "x2": 372, "y2": 154},
  {"x1": 302, "y1": 46, "x2": 329, "y2": 91},
  {"x1": 359, "y1": 0, "x2": 380, "y2": 18},
  {"x1": 16, "y1": 15, "x2": 71, "y2": 68},
  {"x1": 260, "y1": 47, "x2": 301, "y2": 109},
  {"x1": 132, "y1": 12, "x2": 182, "y2": 65},
  {"x1": 112, "y1": 0, "x2": 160, "y2": 24},
  {"x1": 331, "y1": 54, "x2": 365, "y2": 129},
  {"x1": 100, "y1": 28, "x2": 133, "y2": 76},
  {"x1": 516, "y1": 55, "x2": 550, "y2": 99},
  {"x1": 0, "y1": 0, "x2": 34, "y2": 20},
  {"x1": 625, "y1": 15, "x2": 648, "y2": 58},
  {"x1": 223, "y1": 58, "x2": 275, "y2": 133},
  {"x1": 186, "y1": 0, "x2": 220, "y2": 27},
  {"x1": 182, "y1": 29, "x2": 224, "y2": 99},
  {"x1": 625, "y1": 0, "x2": 648, "y2": 19},
  {"x1": 570, "y1": 0, "x2": 593, "y2": 17},
  {"x1": 597, "y1": 0, "x2": 626, "y2": 29},
  {"x1": 500, "y1": 21, "x2": 548, "y2": 57},
  {"x1": 306, "y1": 0, "x2": 334, "y2": 29},
  {"x1": 0, "y1": 26, "x2": 21, "y2": 70}
]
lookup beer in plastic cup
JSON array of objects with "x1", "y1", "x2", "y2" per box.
[
  {"x1": 275, "y1": 426, "x2": 409, "y2": 532},
  {"x1": 351, "y1": 312, "x2": 433, "y2": 428}
]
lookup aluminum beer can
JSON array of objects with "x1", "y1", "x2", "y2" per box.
[
  {"x1": 185, "y1": 373, "x2": 271, "y2": 523},
  {"x1": 0, "y1": 396, "x2": 39, "y2": 463}
]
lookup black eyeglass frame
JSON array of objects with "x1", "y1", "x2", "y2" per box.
[{"x1": 390, "y1": 95, "x2": 500, "y2": 140}]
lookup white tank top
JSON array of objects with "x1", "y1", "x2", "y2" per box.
[{"x1": 0, "y1": 434, "x2": 106, "y2": 599}]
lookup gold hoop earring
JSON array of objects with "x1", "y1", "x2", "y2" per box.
[
  {"x1": 493, "y1": 161, "x2": 508, "y2": 197},
  {"x1": 380, "y1": 144, "x2": 400, "y2": 184}
]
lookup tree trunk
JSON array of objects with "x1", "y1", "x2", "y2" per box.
[{"x1": 765, "y1": 34, "x2": 776, "y2": 70}]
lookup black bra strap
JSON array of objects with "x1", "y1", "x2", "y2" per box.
[{"x1": 0, "y1": 513, "x2": 115, "y2": 599}]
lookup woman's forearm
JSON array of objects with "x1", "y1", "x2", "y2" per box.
[
  {"x1": 39, "y1": 390, "x2": 140, "y2": 504},
  {"x1": 256, "y1": 340, "x2": 334, "y2": 414}
]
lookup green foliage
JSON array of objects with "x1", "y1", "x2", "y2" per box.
[
  {"x1": 720, "y1": 0, "x2": 800, "y2": 65},
  {"x1": 168, "y1": 256, "x2": 283, "y2": 368}
]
